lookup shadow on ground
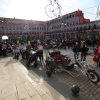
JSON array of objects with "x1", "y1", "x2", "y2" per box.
[{"x1": 19, "y1": 58, "x2": 89, "y2": 100}]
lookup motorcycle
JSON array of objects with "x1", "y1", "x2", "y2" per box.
[
  {"x1": 26, "y1": 49, "x2": 38, "y2": 67},
  {"x1": 6, "y1": 43, "x2": 13, "y2": 53},
  {"x1": 20, "y1": 47, "x2": 30, "y2": 59},
  {"x1": 44, "y1": 43, "x2": 52, "y2": 49},
  {"x1": 45, "y1": 50, "x2": 100, "y2": 83}
]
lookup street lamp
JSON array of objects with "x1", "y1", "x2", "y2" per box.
[
  {"x1": 61, "y1": 22, "x2": 66, "y2": 39},
  {"x1": 75, "y1": 33, "x2": 76, "y2": 39},
  {"x1": 87, "y1": 31, "x2": 90, "y2": 39}
]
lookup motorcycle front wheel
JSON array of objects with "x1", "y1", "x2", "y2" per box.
[
  {"x1": 26, "y1": 61, "x2": 30, "y2": 67},
  {"x1": 86, "y1": 69, "x2": 100, "y2": 83}
]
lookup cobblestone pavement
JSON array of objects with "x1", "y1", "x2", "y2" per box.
[{"x1": 43, "y1": 48, "x2": 100, "y2": 100}]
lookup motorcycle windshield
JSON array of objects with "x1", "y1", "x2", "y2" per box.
[{"x1": 30, "y1": 50, "x2": 36, "y2": 54}]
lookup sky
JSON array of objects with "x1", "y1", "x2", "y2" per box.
[{"x1": 0, "y1": 0, "x2": 100, "y2": 21}]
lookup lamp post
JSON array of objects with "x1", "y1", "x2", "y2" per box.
[
  {"x1": 61, "y1": 22, "x2": 66, "y2": 39},
  {"x1": 87, "y1": 31, "x2": 90, "y2": 39},
  {"x1": 75, "y1": 33, "x2": 76, "y2": 39},
  {"x1": 48, "y1": 26, "x2": 52, "y2": 39},
  {"x1": 76, "y1": 22, "x2": 79, "y2": 39}
]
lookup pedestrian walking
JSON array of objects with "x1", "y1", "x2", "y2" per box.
[{"x1": 73, "y1": 42, "x2": 81, "y2": 61}]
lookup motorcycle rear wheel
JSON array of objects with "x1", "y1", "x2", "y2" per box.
[
  {"x1": 22, "y1": 53, "x2": 26, "y2": 59},
  {"x1": 26, "y1": 61, "x2": 30, "y2": 67},
  {"x1": 86, "y1": 70, "x2": 100, "y2": 83}
]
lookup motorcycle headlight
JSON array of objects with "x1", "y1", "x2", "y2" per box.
[
  {"x1": 74, "y1": 64, "x2": 78, "y2": 68},
  {"x1": 83, "y1": 65, "x2": 86, "y2": 67}
]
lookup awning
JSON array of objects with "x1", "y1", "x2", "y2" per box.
[{"x1": 2, "y1": 36, "x2": 8, "y2": 40}]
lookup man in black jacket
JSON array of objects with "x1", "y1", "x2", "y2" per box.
[
  {"x1": 73, "y1": 42, "x2": 81, "y2": 61},
  {"x1": 80, "y1": 44, "x2": 88, "y2": 61}
]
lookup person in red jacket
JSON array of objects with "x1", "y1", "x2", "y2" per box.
[{"x1": 96, "y1": 43, "x2": 100, "y2": 67}]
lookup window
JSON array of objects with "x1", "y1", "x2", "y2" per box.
[{"x1": 73, "y1": 22, "x2": 75, "y2": 25}]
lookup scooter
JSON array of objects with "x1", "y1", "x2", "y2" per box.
[{"x1": 26, "y1": 50, "x2": 38, "y2": 67}]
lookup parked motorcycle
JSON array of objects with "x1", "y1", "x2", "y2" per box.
[
  {"x1": 20, "y1": 47, "x2": 30, "y2": 59},
  {"x1": 26, "y1": 50, "x2": 38, "y2": 67},
  {"x1": 45, "y1": 50, "x2": 100, "y2": 83},
  {"x1": 6, "y1": 43, "x2": 13, "y2": 53},
  {"x1": 44, "y1": 43, "x2": 52, "y2": 49}
]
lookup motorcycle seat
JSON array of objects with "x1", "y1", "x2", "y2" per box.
[
  {"x1": 61, "y1": 57, "x2": 71, "y2": 67},
  {"x1": 53, "y1": 54, "x2": 62, "y2": 63}
]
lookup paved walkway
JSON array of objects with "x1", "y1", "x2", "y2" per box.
[
  {"x1": 0, "y1": 57, "x2": 68, "y2": 100},
  {"x1": 0, "y1": 56, "x2": 89, "y2": 100}
]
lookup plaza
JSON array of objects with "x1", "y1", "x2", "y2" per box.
[
  {"x1": 0, "y1": 1, "x2": 100, "y2": 100},
  {"x1": 0, "y1": 9, "x2": 99, "y2": 41},
  {"x1": 0, "y1": 43, "x2": 100, "y2": 100}
]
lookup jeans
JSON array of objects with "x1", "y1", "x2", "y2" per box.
[
  {"x1": 74, "y1": 52, "x2": 79, "y2": 60},
  {"x1": 81, "y1": 52, "x2": 86, "y2": 61}
]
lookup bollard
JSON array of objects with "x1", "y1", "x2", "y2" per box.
[
  {"x1": 46, "y1": 70, "x2": 52, "y2": 77},
  {"x1": 71, "y1": 85, "x2": 80, "y2": 97}
]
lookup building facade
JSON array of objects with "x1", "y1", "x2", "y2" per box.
[
  {"x1": 0, "y1": 10, "x2": 99, "y2": 41},
  {"x1": 46, "y1": 10, "x2": 99, "y2": 39},
  {"x1": 0, "y1": 17, "x2": 46, "y2": 41}
]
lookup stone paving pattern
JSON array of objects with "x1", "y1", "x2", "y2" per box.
[
  {"x1": 0, "y1": 57, "x2": 67, "y2": 100},
  {"x1": 44, "y1": 48, "x2": 100, "y2": 100}
]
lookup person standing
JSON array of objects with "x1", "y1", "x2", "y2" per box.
[
  {"x1": 2, "y1": 42, "x2": 7, "y2": 56},
  {"x1": 67, "y1": 40, "x2": 70, "y2": 48},
  {"x1": 96, "y1": 43, "x2": 100, "y2": 67},
  {"x1": 0, "y1": 42, "x2": 2, "y2": 56},
  {"x1": 80, "y1": 44, "x2": 88, "y2": 61},
  {"x1": 36, "y1": 44, "x2": 43, "y2": 61},
  {"x1": 73, "y1": 42, "x2": 81, "y2": 61}
]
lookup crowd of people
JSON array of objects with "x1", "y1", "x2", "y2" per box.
[{"x1": 1, "y1": 37, "x2": 100, "y2": 67}]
